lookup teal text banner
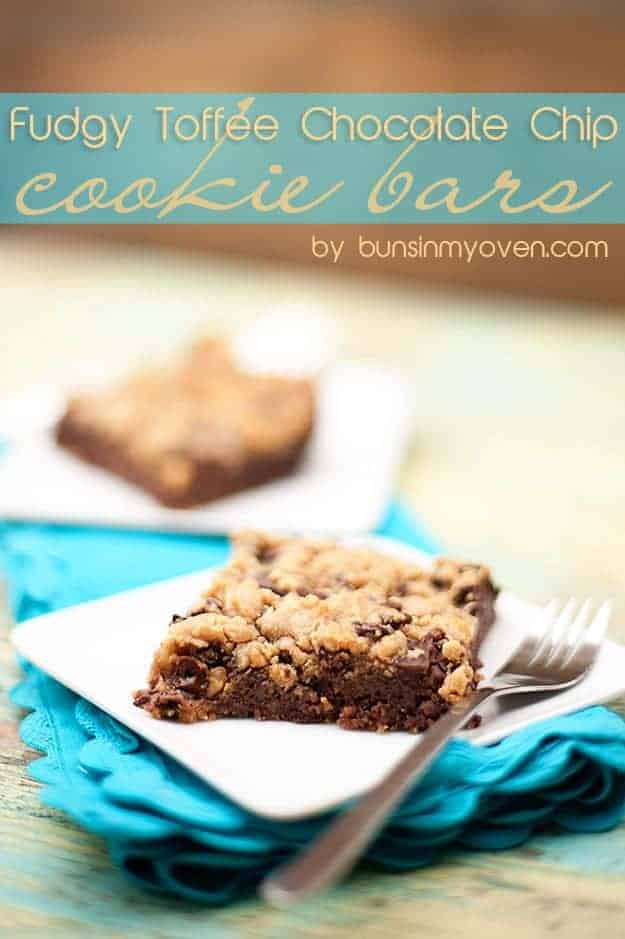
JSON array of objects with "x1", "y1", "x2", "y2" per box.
[{"x1": 0, "y1": 93, "x2": 623, "y2": 223}]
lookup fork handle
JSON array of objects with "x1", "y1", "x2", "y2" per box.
[{"x1": 261, "y1": 686, "x2": 495, "y2": 907}]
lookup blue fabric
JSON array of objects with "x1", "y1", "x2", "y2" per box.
[{"x1": 4, "y1": 504, "x2": 625, "y2": 904}]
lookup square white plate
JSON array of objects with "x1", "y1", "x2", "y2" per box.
[
  {"x1": 0, "y1": 363, "x2": 410, "y2": 535},
  {"x1": 11, "y1": 535, "x2": 625, "y2": 820}
]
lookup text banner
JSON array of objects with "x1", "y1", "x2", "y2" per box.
[{"x1": 1, "y1": 93, "x2": 624, "y2": 223}]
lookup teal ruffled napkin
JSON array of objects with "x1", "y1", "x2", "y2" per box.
[{"x1": 4, "y1": 504, "x2": 625, "y2": 904}]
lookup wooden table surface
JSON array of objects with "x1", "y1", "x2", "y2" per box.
[{"x1": 2, "y1": 233, "x2": 625, "y2": 936}]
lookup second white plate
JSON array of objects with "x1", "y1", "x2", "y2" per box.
[{"x1": 0, "y1": 363, "x2": 411, "y2": 535}]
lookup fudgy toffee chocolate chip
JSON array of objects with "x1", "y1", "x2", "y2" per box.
[{"x1": 135, "y1": 533, "x2": 497, "y2": 731}]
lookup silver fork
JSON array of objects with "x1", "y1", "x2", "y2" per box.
[{"x1": 261, "y1": 598, "x2": 611, "y2": 908}]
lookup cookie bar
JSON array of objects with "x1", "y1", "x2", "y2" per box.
[
  {"x1": 134, "y1": 532, "x2": 498, "y2": 732},
  {"x1": 55, "y1": 340, "x2": 315, "y2": 508}
]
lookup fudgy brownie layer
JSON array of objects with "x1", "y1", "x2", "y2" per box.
[
  {"x1": 134, "y1": 533, "x2": 498, "y2": 733},
  {"x1": 56, "y1": 416, "x2": 308, "y2": 509},
  {"x1": 134, "y1": 630, "x2": 460, "y2": 732},
  {"x1": 55, "y1": 340, "x2": 315, "y2": 508}
]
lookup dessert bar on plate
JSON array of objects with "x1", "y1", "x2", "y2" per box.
[
  {"x1": 135, "y1": 532, "x2": 497, "y2": 732},
  {"x1": 13, "y1": 535, "x2": 625, "y2": 817},
  {"x1": 56, "y1": 340, "x2": 315, "y2": 508}
]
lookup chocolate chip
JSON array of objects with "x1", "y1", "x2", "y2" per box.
[
  {"x1": 172, "y1": 656, "x2": 209, "y2": 695},
  {"x1": 153, "y1": 691, "x2": 185, "y2": 717},
  {"x1": 452, "y1": 586, "x2": 476, "y2": 607},
  {"x1": 355, "y1": 622, "x2": 388, "y2": 639},
  {"x1": 380, "y1": 610, "x2": 411, "y2": 628},
  {"x1": 399, "y1": 631, "x2": 448, "y2": 676},
  {"x1": 198, "y1": 646, "x2": 228, "y2": 667},
  {"x1": 431, "y1": 575, "x2": 451, "y2": 590},
  {"x1": 396, "y1": 654, "x2": 428, "y2": 673}
]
